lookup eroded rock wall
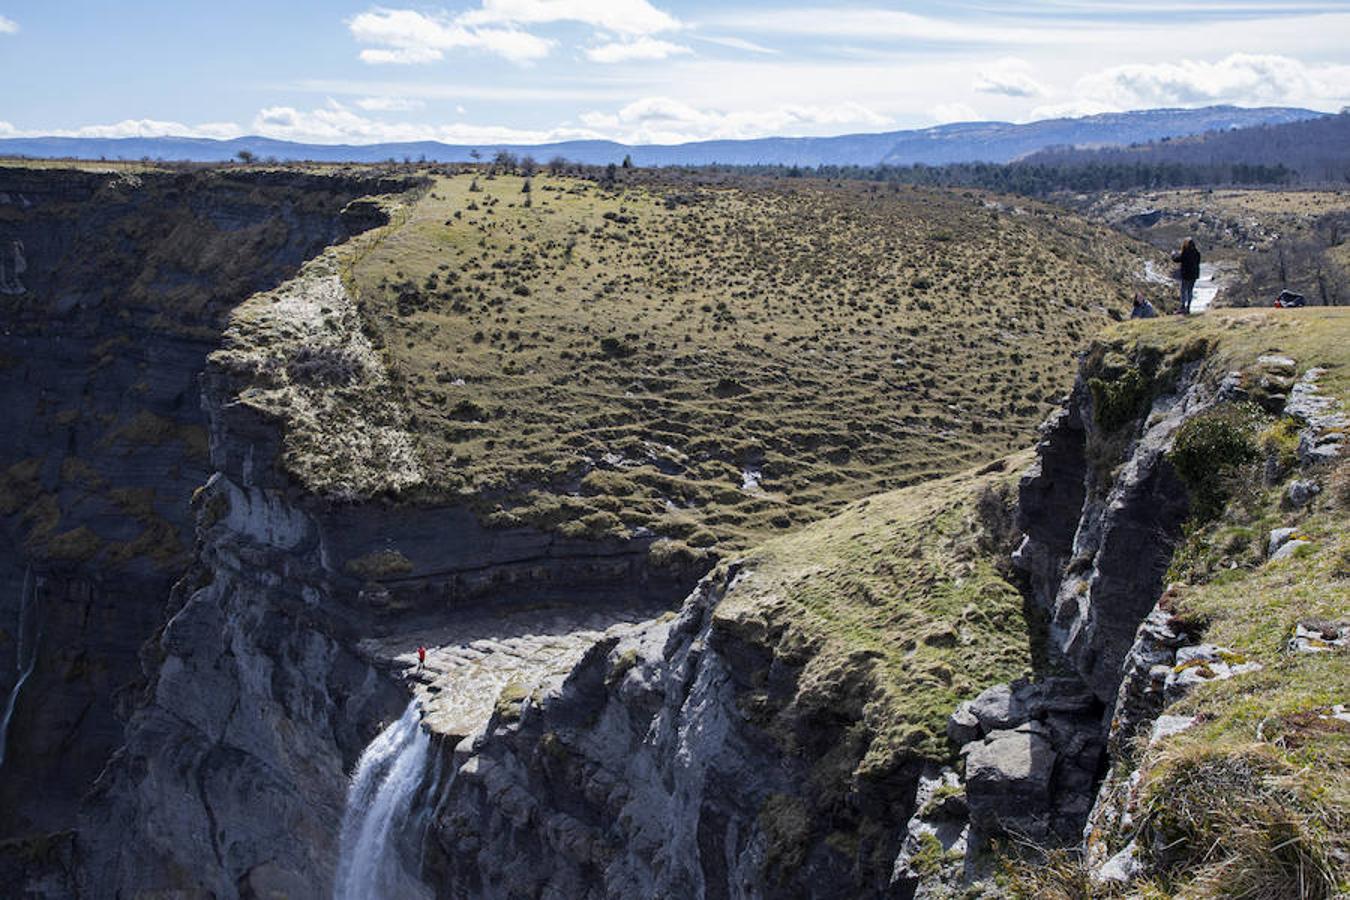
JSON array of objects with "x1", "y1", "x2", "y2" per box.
[
  {"x1": 0, "y1": 167, "x2": 404, "y2": 842},
  {"x1": 427, "y1": 564, "x2": 914, "y2": 900},
  {"x1": 69, "y1": 246, "x2": 705, "y2": 898}
]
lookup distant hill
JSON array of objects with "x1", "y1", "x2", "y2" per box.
[
  {"x1": 0, "y1": 106, "x2": 1321, "y2": 169},
  {"x1": 1022, "y1": 111, "x2": 1350, "y2": 183}
]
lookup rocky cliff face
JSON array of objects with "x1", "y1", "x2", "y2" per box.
[
  {"x1": 61, "y1": 230, "x2": 705, "y2": 898},
  {"x1": 0, "y1": 166, "x2": 415, "y2": 845},
  {"x1": 6, "y1": 164, "x2": 1342, "y2": 899},
  {"x1": 418, "y1": 329, "x2": 1331, "y2": 899},
  {"x1": 425, "y1": 563, "x2": 911, "y2": 899}
]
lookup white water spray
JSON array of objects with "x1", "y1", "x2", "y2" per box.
[
  {"x1": 333, "y1": 700, "x2": 435, "y2": 900},
  {"x1": 0, "y1": 567, "x2": 38, "y2": 771}
]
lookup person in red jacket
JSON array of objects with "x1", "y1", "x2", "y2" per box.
[
  {"x1": 416, "y1": 645, "x2": 427, "y2": 673},
  {"x1": 1172, "y1": 238, "x2": 1201, "y2": 314}
]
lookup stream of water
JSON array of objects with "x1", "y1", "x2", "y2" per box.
[
  {"x1": 0, "y1": 566, "x2": 38, "y2": 771},
  {"x1": 333, "y1": 700, "x2": 435, "y2": 900}
]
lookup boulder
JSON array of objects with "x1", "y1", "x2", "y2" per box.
[
  {"x1": 1164, "y1": 645, "x2": 1263, "y2": 703},
  {"x1": 967, "y1": 682, "x2": 1030, "y2": 732},
  {"x1": 1288, "y1": 621, "x2": 1348, "y2": 654},
  {"x1": 1148, "y1": 715, "x2": 1197, "y2": 746},
  {"x1": 963, "y1": 729, "x2": 1056, "y2": 838},
  {"x1": 1092, "y1": 840, "x2": 1142, "y2": 886},
  {"x1": 1271, "y1": 539, "x2": 1312, "y2": 562},
  {"x1": 1283, "y1": 479, "x2": 1321, "y2": 509},
  {"x1": 1268, "y1": 527, "x2": 1299, "y2": 557},
  {"x1": 946, "y1": 703, "x2": 981, "y2": 746}
]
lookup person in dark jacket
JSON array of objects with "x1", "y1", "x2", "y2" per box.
[{"x1": 1172, "y1": 238, "x2": 1201, "y2": 314}]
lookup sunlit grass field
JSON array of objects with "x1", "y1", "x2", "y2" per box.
[{"x1": 341, "y1": 170, "x2": 1151, "y2": 550}]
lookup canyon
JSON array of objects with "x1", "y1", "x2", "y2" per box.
[{"x1": 1, "y1": 164, "x2": 1345, "y2": 898}]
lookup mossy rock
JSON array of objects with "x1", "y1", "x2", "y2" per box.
[{"x1": 345, "y1": 549, "x2": 415, "y2": 579}]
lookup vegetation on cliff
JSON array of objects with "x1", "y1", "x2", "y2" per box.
[
  {"x1": 704, "y1": 453, "x2": 1038, "y2": 883},
  {"x1": 243, "y1": 169, "x2": 1165, "y2": 553},
  {"x1": 1019, "y1": 308, "x2": 1350, "y2": 898}
]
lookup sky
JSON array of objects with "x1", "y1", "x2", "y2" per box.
[{"x1": 1, "y1": 1, "x2": 1348, "y2": 146}]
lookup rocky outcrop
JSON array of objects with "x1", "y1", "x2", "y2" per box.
[
  {"x1": 1080, "y1": 359, "x2": 1347, "y2": 889},
  {"x1": 426, "y1": 563, "x2": 919, "y2": 899},
  {"x1": 1013, "y1": 350, "x2": 1205, "y2": 703}
]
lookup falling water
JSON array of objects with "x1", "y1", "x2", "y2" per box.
[
  {"x1": 0, "y1": 567, "x2": 38, "y2": 771},
  {"x1": 333, "y1": 700, "x2": 435, "y2": 900}
]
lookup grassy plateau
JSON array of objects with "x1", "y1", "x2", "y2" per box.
[{"x1": 290, "y1": 169, "x2": 1162, "y2": 552}]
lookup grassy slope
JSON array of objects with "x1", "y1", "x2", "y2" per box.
[
  {"x1": 340, "y1": 171, "x2": 1150, "y2": 550},
  {"x1": 675, "y1": 452, "x2": 1038, "y2": 883},
  {"x1": 716, "y1": 451, "x2": 1036, "y2": 763}
]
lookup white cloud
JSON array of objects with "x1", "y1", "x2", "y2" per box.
[
  {"x1": 708, "y1": 8, "x2": 1093, "y2": 46},
  {"x1": 0, "y1": 119, "x2": 243, "y2": 140},
  {"x1": 460, "y1": 0, "x2": 681, "y2": 35},
  {"x1": 348, "y1": 2, "x2": 681, "y2": 65},
  {"x1": 355, "y1": 96, "x2": 426, "y2": 111},
  {"x1": 0, "y1": 15, "x2": 17, "y2": 34},
  {"x1": 930, "y1": 102, "x2": 979, "y2": 124},
  {"x1": 359, "y1": 46, "x2": 444, "y2": 65},
  {"x1": 584, "y1": 37, "x2": 691, "y2": 63},
  {"x1": 578, "y1": 95, "x2": 889, "y2": 143},
  {"x1": 696, "y1": 35, "x2": 777, "y2": 55},
  {"x1": 1071, "y1": 53, "x2": 1350, "y2": 109},
  {"x1": 348, "y1": 8, "x2": 553, "y2": 65},
  {"x1": 973, "y1": 58, "x2": 1045, "y2": 98},
  {"x1": 293, "y1": 78, "x2": 628, "y2": 103},
  {"x1": 250, "y1": 100, "x2": 598, "y2": 144}
]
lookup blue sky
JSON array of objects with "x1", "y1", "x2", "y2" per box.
[{"x1": 1, "y1": 1, "x2": 1348, "y2": 145}]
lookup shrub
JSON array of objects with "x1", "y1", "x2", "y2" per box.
[
  {"x1": 1168, "y1": 403, "x2": 1262, "y2": 522},
  {"x1": 1089, "y1": 365, "x2": 1151, "y2": 433},
  {"x1": 345, "y1": 549, "x2": 414, "y2": 579},
  {"x1": 1259, "y1": 416, "x2": 1302, "y2": 476}
]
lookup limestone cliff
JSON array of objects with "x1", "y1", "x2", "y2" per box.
[
  {"x1": 3, "y1": 161, "x2": 1344, "y2": 900},
  {"x1": 0, "y1": 165, "x2": 411, "y2": 846}
]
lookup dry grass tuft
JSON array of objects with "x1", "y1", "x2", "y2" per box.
[{"x1": 1138, "y1": 744, "x2": 1343, "y2": 899}]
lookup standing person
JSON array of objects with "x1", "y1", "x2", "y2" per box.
[
  {"x1": 1172, "y1": 238, "x2": 1201, "y2": 315},
  {"x1": 416, "y1": 645, "x2": 427, "y2": 673}
]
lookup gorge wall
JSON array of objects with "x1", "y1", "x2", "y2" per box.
[{"x1": 0, "y1": 165, "x2": 409, "y2": 857}]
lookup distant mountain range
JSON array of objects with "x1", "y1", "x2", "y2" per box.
[
  {"x1": 0, "y1": 106, "x2": 1322, "y2": 169},
  {"x1": 1022, "y1": 111, "x2": 1350, "y2": 182}
]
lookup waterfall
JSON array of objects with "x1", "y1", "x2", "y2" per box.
[
  {"x1": 333, "y1": 700, "x2": 436, "y2": 900},
  {"x1": 0, "y1": 567, "x2": 38, "y2": 771}
]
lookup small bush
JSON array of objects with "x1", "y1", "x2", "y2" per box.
[
  {"x1": 1168, "y1": 403, "x2": 1262, "y2": 522},
  {"x1": 1003, "y1": 847, "x2": 1096, "y2": 900},
  {"x1": 1259, "y1": 416, "x2": 1302, "y2": 475},
  {"x1": 1089, "y1": 365, "x2": 1151, "y2": 433},
  {"x1": 345, "y1": 549, "x2": 414, "y2": 579}
]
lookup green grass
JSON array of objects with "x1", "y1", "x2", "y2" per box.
[
  {"x1": 717, "y1": 452, "x2": 1037, "y2": 766},
  {"x1": 674, "y1": 452, "x2": 1039, "y2": 887},
  {"x1": 309, "y1": 171, "x2": 1159, "y2": 549}
]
